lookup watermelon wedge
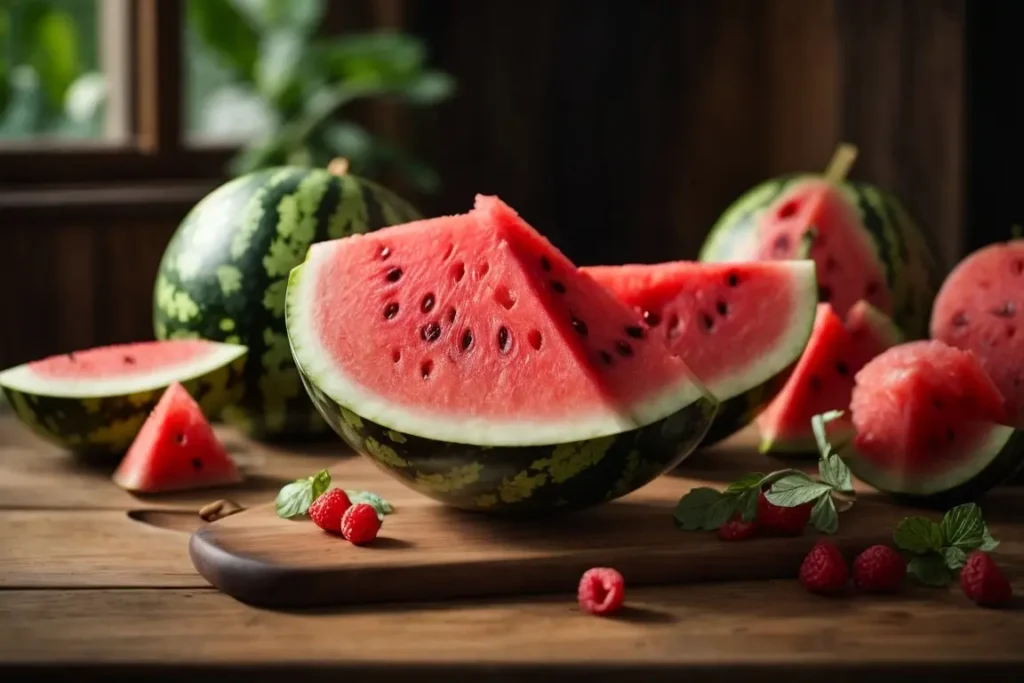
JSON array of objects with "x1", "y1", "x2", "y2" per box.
[
  {"x1": 113, "y1": 382, "x2": 242, "y2": 493},
  {"x1": 756, "y1": 300, "x2": 901, "y2": 454},
  {"x1": 582, "y1": 260, "x2": 818, "y2": 446},
  {"x1": 840, "y1": 340, "x2": 1024, "y2": 506},
  {"x1": 0, "y1": 340, "x2": 247, "y2": 456},
  {"x1": 285, "y1": 195, "x2": 718, "y2": 512}
]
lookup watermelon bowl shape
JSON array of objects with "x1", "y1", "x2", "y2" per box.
[
  {"x1": 582, "y1": 260, "x2": 819, "y2": 448},
  {"x1": 285, "y1": 195, "x2": 720, "y2": 513},
  {"x1": 0, "y1": 339, "x2": 247, "y2": 457},
  {"x1": 838, "y1": 340, "x2": 1024, "y2": 508}
]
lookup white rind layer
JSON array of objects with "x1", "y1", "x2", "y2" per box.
[
  {"x1": 0, "y1": 342, "x2": 246, "y2": 398},
  {"x1": 285, "y1": 246, "x2": 712, "y2": 447}
]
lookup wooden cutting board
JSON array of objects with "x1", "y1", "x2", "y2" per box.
[{"x1": 189, "y1": 435, "x2": 916, "y2": 608}]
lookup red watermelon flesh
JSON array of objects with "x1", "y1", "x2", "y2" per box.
[
  {"x1": 113, "y1": 382, "x2": 241, "y2": 493},
  {"x1": 756, "y1": 300, "x2": 901, "y2": 453},
  {"x1": 930, "y1": 240, "x2": 1024, "y2": 427},
  {"x1": 286, "y1": 195, "x2": 712, "y2": 446},
  {"x1": 755, "y1": 179, "x2": 891, "y2": 321},
  {"x1": 849, "y1": 340, "x2": 1008, "y2": 479},
  {"x1": 581, "y1": 260, "x2": 818, "y2": 404}
]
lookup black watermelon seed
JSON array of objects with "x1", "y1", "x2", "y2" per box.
[
  {"x1": 391, "y1": 349, "x2": 401, "y2": 363},
  {"x1": 175, "y1": 433, "x2": 186, "y2": 444},
  {"x1": 992, "y1": 301, "x2": 1015, "y2": 318},
  {"x1": 421, "y1": 322, "x2": 441, "y2": 342},
  {"x1": 809, "y1": 375, "x2": 823, "y2": 392},
  {"x1": 616, "y1": 340, "x2": 634, "y2": 357},
  {"x1": 460, "y1": 329, "x2": 474, "y2": 351},
  {"x1": 421, "y1": 293, "x2": 436, "y2": 313},
  {"x1": 773, "y1": 234, "x2": 791, "y2": 253},
  {"x1": 819, "y1": 285, "x2": 832, "y2": 302},
  {"x1": 643, "y1": 310, "x2": 661, "y2": 326},
  {"x1": 497, "y1": 326, "x2": 511, "y2": 353},
  {"x1": 551, "y1": 280, "x2": 566, "y2": 294},
  {"x1": 599, "y1": 350, "x2": 613, "y2": 365},
  {"x1": 447, "y1": 307, "x2": 457, "y2": 323},
  {"x1": 421, "y1": 360, "x2": 433, "y2": 379},
  {"x1": 625, "y1": 325, "x2": 645, "y2": 339},
  {"x1": 571, "y1": 316, "x2": 588, "y2": 336},
  {"x1": 540, "y1": 256, "x2": 552, "y2": 272},
  {"x1": 123, "y1": 356, "x2": 136, "y2": 365},
  {"x1": 836, "y1": 361, "x2": 849, "y2": 376},
  {"x1": 379, "y1": 246, "x2": 391, "y2": 260},
  {"x1": 952, "y1": 312, "x2": 969, "y2": 327},
  {"x1": 700, "y1": 313, "x2": 714, "y2": 331},
  {"x1": 727, "y1": 273, "x2": 739, "y2": 288},
  {"x1": 384, "y1": 302, "x2": 399, "y2": 320},
  {"x1": 191, "y1": 457, "x2": 202, "y2": 470},
  {"x1": 386, "y1": 267, "x2": 403, "y2": 282},
  {"x1": 716, "y1": 301, "x2": 728, "y2": 317}
]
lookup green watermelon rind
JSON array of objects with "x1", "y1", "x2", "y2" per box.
[
  {"x1": 841, "y1": 426, "x2": 1024, "y2": 508},
  {"x1": 153, "y1": 165, "x2": 421, "y2": 442},
  {"x1": 0, "y1": 344, "x2": 248, "y2": 457}
]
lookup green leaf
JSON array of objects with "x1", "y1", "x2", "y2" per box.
[
  {"x1": 764, "y1": 475, "x2": 832, "y2": 508},
  {"x1": 231, "y1": 0, "x2": 324, "y2": 34},
  {"x1": 810, "y1": 493, "x2": 839, "y2": 534},
  {"x1": 940, "y1": 503, "x2": 985, "y2": 550},
  {"x1": 403, "y1": 70, "x2": 456, "y2": 105},
  {"x1": 737, "y1": 487, "x2": 759, "y2": 523},
  {"x1": 980, "y1": 525, "x2": 1000, "y2": 552},
  {"x1": 187, "y1": 0, "x2": 260, "y2": 82},
  {"x1": 818, "y1": 452, "x2": 853, "y2": 493},
  {"x1": 725, "y1": 472, "x2": 765, "y2": 494},
  {"x1": 29, "y1": 8, "x2": 79, "y2": 108},
  {"x1": 908, "y1": 554, "x2": 954, "y2": 587},
  {"x1": 940, "y1": 546, "x2": 969, "y2": 571},
  {"x1": 274, "y1": 469, "x2": 331, "y2": 519},
  {"x1": 811, "y1": 410, "x2": 845, "y2": 457},
  {"x1": 346, "y1": 490, "x2": 394, "y2": 519},
  {"x1": 317, "y1": 32, "x2": 426, "y2": 85},
  {"x1": 893, "y1": 516, "x2": 944, "y2": 554},
  {"x1": 255, "y1": 30, "x2": 305, "y2": 102},
  {"x1": 674, "y1": 487, "x2": 728, "y2": 531}
]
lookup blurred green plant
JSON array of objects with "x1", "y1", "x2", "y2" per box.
[{"x1": 189, "y1": 0, "x2": 455, "y2": 191}]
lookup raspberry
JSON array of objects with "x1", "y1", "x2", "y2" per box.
[
  {"x1": 960, "y1": 551, "x2": 1013, "y2": 607},
  {"x1": 577, "y1": 567, "x2": 625, "y2": 616},
  {"x1": 340, "y1": 503, "x2": 382, "y2": 545},
  {"x1": 717, "y1": 516, "x2": 758, "y2": 541},
  {"x1": 852, "y1": 545, "x2": 906, "y2": 592},
  {"x1": 757, "y1": 491, "x2": 812, "y2": 536},
  {"x1": 799, "y1": 541, "x2": 848, "y2": 595},
  {"x1": 308, "y1": 488, "x2": 351, "y2": 534}
]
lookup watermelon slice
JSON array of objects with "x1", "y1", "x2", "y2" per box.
[
  {"x1": 113, "y1": 382, "x2": 242, "y2": 493},
  {"x1": 0, "y1": 340, "x2": 247, "y2": 456},
  {"x1": 930, "y1": 239, "x2": 1024, "y2": 428},
  {"x1": 285, "y1": 195, "x2": 718, "y2": 512},
  {"x1": 582, "y1": 260, "x2": 818, "y2": 446},
  {"x1": 756, "y1": 300, "x2": 902, "y2": 454},
  {"x1": 840, "y1": 340, "x2": 1024, "y2": 506}
]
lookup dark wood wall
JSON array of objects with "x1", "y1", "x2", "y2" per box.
[{"x1": 0, "y1": 0, "x2": 968, "y2": 368}]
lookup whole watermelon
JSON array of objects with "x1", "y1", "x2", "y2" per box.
[{"x1": 153, "y1": 163, "x2": 421, "y2": 441}]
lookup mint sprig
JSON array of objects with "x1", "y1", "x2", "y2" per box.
[
  {"x1": 275, "y1": 469, "x2": 332, "y2": 519},
  {"x1": 345, "y1": 490, "x2": 395, "y2": 519},
  {"x1": 894, "y1": 502, "x2": 1000, "y2": 586},
  {"x1": 674, "y1": 411, "x2": 855, "y2": 534}
]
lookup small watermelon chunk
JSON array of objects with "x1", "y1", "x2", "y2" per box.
[
  {"x1": 756, "y1": 300, "x2": 901, "y2": 454},
  {"x1": 930, "y1": 239, "x2": 1024, "y2": 427},
  {"x1": 113, "y1": 382, "x2": 242, "y2": 493},
  {"x1": 841, "y1": 340, "x2": 1024, "y2": 505},
  {"x1": 582, "y1": 260, "x2": 818, "y2": 446}
]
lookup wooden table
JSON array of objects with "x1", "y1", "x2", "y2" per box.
[{"x1": 3, "y1": 413, "x2": 1024, "y2": 683}]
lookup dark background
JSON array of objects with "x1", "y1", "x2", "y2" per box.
[{"x1": 0, "y1": 0, "x2": 1017, "y2": 368}]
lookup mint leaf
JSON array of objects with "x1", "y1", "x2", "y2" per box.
[
  {"x1": 940, "y1": 503, "x2": 985, "y2": 550},
  {"x1": 908, "y1": 554, "x2": 954, "y2": 587},
  {"x1": 980, "y1": 525, "x2": 1000, "y2": 552},
  {"x1": 818, "y1": 452, "x2": 854, "y2": 493},
  {"x1": 940, "y1": 546, "x2": 969, "y2": 570},
  {"x1": 705, "y1": 494, "x2": 741, "y2": 530},
  {"x1": 737, "y1": 486, "x2": 759, "y2": 522},
  {"x1": 893, "y1": 516, "x2": 944, "y2": 554},
  {"x1": 275, "y1": 469, "x2": 332, "y2": 519},
  {"x1": 674, "y1": 487, "x2": 726, "y2": 530},
  {"x1": 811, "y1": 410, "x2": 845, "y2": 457},
  {"x1": 810, "y1": 493, "x2": 839, "y2": 534},
  {"x1": 725, "y1": 473, "x2": 764, "y2": 494},
  {"x1": 346, "y1": 490, "x2": 394, "y2": 518},
  {"x1": 765, "y1": 474, "x2": 832, "y2": 508}
]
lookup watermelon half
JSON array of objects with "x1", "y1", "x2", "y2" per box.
[
  {"x1": 756, "y1": 300, "x2": 902, "y2": 454},
  {"x1": 285, "y1": 195, "x2": 718, "y2": 512},
  {"x1": 840, "y1": 340, "x2": 1024, "y2": 506},
  {"x1": 582, "y1": 260, "x2": 818, "y2": 447},
  {"x1": 0, "y1": 340, "x2": 246, "y2": 456}
]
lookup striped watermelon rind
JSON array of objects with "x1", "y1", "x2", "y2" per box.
[{"x1": 153, "y1": 165, "x2": 421, "y2": 442}]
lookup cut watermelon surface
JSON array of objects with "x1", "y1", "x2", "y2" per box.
[
  {"x1": 113, "y1": 382, "x2": 242, "y2": 493},
  {"x1": 287, "y1": 195, "x2": 713, "y2": 447},
  {"x1": 842, "y1": 340, "x2": 1024, "y2": 504},
  {"x1": 583, "y1": 260, "x2": 818, "y2": 445},
  {"x1": 756, "y1": 301, "x2": 901, "y2": 454}
]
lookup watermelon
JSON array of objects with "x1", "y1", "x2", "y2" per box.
[
  {"x1": 0, "y1": 340, "x2": 246, "y2": 456},
  {"x1": 930, "y1": 239, "x2": 1024, "y2": 428},
  {"x1": 840, "y1": 340, "x2": 1024, "y2": 506},
  {"x1": 153, "y1": 162, "x2": 421, "y2": 442},
  {"x1": 113, "y1": 382, "x2": 242, "y2": 493},
  {"x1": 582, "y1": 260, "x2": 818, "y2": 447},
  {"x1": 700, "y1": 174, "x2": 941, "y2": 339},
  {"x1": 756, "y1": 300, "x2": 902, "y2": 454},
  {"x1": 285, "y1": 195, "x2": 718, "y2": 512}
]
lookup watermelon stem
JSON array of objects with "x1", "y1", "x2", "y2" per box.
[
  {"x1": 328, "y1": 158, "x2": 351, "y2": 177},
  {"x1": 824, "y1": 143, "x2": 859, "y2": 184}
]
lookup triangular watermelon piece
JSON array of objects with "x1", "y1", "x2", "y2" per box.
[{"x1": 113, "y1": 382, "x2": 242, "y2": 493}]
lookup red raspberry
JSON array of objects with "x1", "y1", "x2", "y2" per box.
[
  {"x1": 757, "y1": 491, "x2": 812, "y2": 536},
  {"x1": 718, "y1": 516, "x2": 758, "y2": 541},
  {"x1": 577, "y1": 567, "x2": 625, "y2": 616},
  {"x1": 308, "y1": 488, "x2": 351, "y2": 534},
  {"x1": 340, "y1": 503, "x2": 382, "y2": 545},
  {"x1": 799, "y1": 541, "x2": 848, "y2": 595},
  {"x1": 852, "y1": 545, "x2": 906, "y2": 592},
  {"x1": 960, "y1": 551, "x2": 1013, "y2": 607}
]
